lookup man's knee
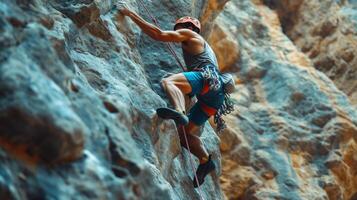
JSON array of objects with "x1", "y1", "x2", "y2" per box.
[
  {"x1": 161, "y1": 77, "x2": 170, "y2": 91},
  {"x1": 161, "y1": 76, "x2": 178, "y2": 90},
  {"x1": 161, "y1": 77, "x2": 169, "y2": 85}
]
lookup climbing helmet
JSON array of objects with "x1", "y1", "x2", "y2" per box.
[{"x1": 174, "y1": 16, "x2": 201, "y2": 33}]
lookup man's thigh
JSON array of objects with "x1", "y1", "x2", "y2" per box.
[{"x1": 166, "y1": 73, "x2": 193, "y2": 94}]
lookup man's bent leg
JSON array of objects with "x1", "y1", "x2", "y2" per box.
[
  {"x1": 161, "y1": 73, "x2": 192, "y2": 114},
  {"x1": 179, "y1": 122, "x2": 216, "y2": 188},
  {"x1": 178, "y1": 122, "x2": 209, "y2": 163}
]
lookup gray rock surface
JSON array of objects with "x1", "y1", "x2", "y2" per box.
[
  {"x1": 1, "y1": 0, "x2": 357, "y2": 200},
  {"x1": 210, "y1": 1, "x2": 357, "y2": 199},
  {"x1": 0, "y1": 0, "x2": 225, "y2": 199},
  {"x1": 262, "y1": 0, "x2": 357, "y2": 106}
]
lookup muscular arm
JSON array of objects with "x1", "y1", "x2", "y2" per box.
[{"x1": 122, "y1": 9, "x2": 196, "y2": 42}]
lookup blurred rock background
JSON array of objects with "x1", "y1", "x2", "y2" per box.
[
  {"x1": 0, "y1": 0, "x2": 356, "y2": 200},
  {"x1": 211, "y1": 0, "x2": 357, "y2": 199}
]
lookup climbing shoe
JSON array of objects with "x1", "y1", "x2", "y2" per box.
[
  {"x1": 193, "y1": 155, "x2": 216, "y2": 188},
  {"x1": 156, "y1": 107, "x2": 189, "y2": 125}
]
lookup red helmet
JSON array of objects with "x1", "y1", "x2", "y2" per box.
[{"x1": 174, "y1": 16, "x2": 201, "y2": 33}]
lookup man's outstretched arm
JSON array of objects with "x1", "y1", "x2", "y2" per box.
[{"x1": 119, "y1": 6, "x2": 196, "y2": 42}]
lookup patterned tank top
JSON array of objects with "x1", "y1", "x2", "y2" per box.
[{"x1": 182, "y1": 42, "x2": 219, "y2": 71}]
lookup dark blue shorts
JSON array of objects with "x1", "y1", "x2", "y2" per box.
[{"x1": 183, "y1": 71, "x2": 224, "y2": 126}]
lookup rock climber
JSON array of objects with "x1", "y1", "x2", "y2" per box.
[{"x1": 118, "y1": 4, "x2": 233, "y2": 188}]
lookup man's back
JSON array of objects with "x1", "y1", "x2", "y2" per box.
[{"x1": 182, "y1": 41, "x2": 219, "y2": 71}]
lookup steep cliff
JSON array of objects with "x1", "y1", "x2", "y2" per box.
[
  {"x1": 208, "y1": 0, "x2": 357, "y2": 199},
  {"x1": 261, "y1": 0, "x2": 357, "y2": 106},
  {"x1": 1, "y1": 0, "x2": 357, "y2": 200},
  {"x1": 0, "y1": 0, "x2": 227, "y2": 199}
]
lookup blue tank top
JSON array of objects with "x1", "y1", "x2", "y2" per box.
[{"x1": 182, "y1": 42, "x2": 219, "y2": 71}]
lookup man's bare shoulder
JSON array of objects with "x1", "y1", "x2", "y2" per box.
[
  {"x1": 176, "y1": 29, "x2": 201, "y2": 39},
  {"x1": 176, "y1": 29, "x2": 204, "y2": 46}
]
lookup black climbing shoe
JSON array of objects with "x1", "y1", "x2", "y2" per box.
[
  {"x1": 156, "y1": 107, "x2": 189, "y2": 125},
  {"x1": 193, "y1": 155, "x2": 216, "y2": 188}
]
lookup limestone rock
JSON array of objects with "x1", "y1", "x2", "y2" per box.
[
  {"x1": 210, "y1": 1, "x2": 357, "y2": 199},
  {"x1": 263, "y1": 0, "x2": 357, "y2": 106},
  {"x1": 0, "y1": 59, "x2": 85, "y2": 164},
  {"x1": 0, "y1": 0, "x2": 224, "y2": 199},
  {"x1": 1, "y1": 0, "x2": 357, "y2": 199}
]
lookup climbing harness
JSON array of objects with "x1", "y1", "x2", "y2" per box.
[
  {"x1": 214, "y1": 92, "x2": 234, "y2": 132},
  {"x1": 194, "y1": 66, "x2": 235, "y2": 133},
  {"x1": 221, "y1": 73, "x2": 235, "y2": 94},
  {"x1": 135, "y1": 0, "x2": 204, "y2": 199}
]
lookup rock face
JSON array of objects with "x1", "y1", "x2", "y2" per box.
[
  {"x1": 1, "y1": 0, "x2": 357, "y2": 200},
  {"x1": 0, "y1": 0, "x2": 226, "y2": 199},
  {"x1": 262, "y1": 0, "x2": 357, "y2": 106},
  {"x1": 209, "y1": 1, "x2": 357, "y2": 199}
]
